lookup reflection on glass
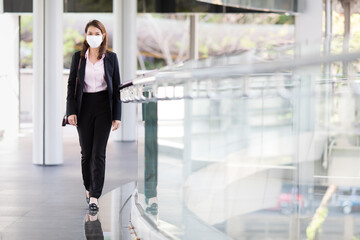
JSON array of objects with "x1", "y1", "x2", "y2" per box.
[
  {"x1": 84, "y1": 213, "x2": 104, "y2": 240},
  {"x1": 197, "y1": 0, "x2": 297, "y2": 13},
  {"x1": 143, "y1": 99, "x2": 159, "y2": 217},
  {"x1": 131, "y1": 50, "x2": 360, "y2": 239}
]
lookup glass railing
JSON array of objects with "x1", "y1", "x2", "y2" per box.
[{"x1": 121, "y1": 48, "x2": 360, "y2": 239}]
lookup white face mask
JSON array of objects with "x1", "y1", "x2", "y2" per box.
[{"x1": 86, "y1": 35, "x2": 103, "y2": 48}]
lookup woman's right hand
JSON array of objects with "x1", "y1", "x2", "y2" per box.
[{"x1": 68, "y1": 114, "x2": 77, "y2": 127}]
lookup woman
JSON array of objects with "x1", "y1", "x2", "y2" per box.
[{"x1": 66, "y1": 20, "x2": 121, "y2": 212}]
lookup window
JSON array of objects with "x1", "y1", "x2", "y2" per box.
[
  {"x1": 4, "y1": 0, "x2": 32, "y2": 13},
  {"x1": 64, "y1": 0, "x2": 112, "y2": 12}
]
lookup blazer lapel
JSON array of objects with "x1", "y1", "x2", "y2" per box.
[{"x1": 103, "y1": 54, "x2": 113, "y2": 87}]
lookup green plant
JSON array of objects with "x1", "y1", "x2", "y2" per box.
[
  {"x1": 63, "y1": 27, "x2": 83, "y2": 69},
  {"x1": 306, "y1": 207, "x2": 328, "y2": 240}
]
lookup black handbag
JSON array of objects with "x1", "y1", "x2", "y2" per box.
[
  {"x1": 62, "y1": 115, "x2": 69, "y2": 126},
  {"x1": 62, "y1": 57, "x2": 82, "y2": 127}
]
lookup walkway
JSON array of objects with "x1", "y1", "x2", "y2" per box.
[{"x1": 0, "y1": 128, "x2": 137, "y2": 240}]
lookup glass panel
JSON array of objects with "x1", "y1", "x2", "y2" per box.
[
  {"x1": 129, "y1": 48, "x2": 360, "y2": 239},
  {"x1": 197, "y1": 0, "x2": 297, "y2": 13}
]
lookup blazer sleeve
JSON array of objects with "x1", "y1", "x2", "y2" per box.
[
  {"x1": 112, "y1": 53, "x2": 122, "y2": 121},
  {"x1": 66, "y1": 52, "x2": 79, "y2": 116}
]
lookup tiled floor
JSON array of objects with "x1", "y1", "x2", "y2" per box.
[{"x1": 0, "y1": 129, "x2": 137, "y2": 240}]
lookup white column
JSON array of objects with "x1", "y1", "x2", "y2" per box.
[
  {"x1": 33, "y1": 0, "x2": 63, "y2": 165},
  {"x1": 113, "y1": 0, "x2": 137, "y2": 141},
  {"x1": 341, "y1": 0, "x2": 351, "y2": 76},
  {"x1": 342, "y1": 0, "x2": 351, "y2": 41},
  {"x1": 324, "y1": 0, "x2": 333, "y2": 133},
  {"x1": 292, "y1": 1, "x2": 323, "y2": 239},
  {"x1": 189, "y1": 14, "x2": 199, "y2": 60},
  {"x1": 295, "y1": 0, "x2": 322, "y2": 51},
  {"x1": 294, "y1": 0, "x2": 322, "y2": 131},
  {"x1": 325, "y1": 0, "x2": 333, "y2": 41},
  {"x1": 0, "y1": 15, "x2": 19, "y2": 139},
  {"x1": 33, "y1": 0, "x2": 44, "y2": 165},
  {"x1": 324, "y1": 0, "x2": 332, "y2": 78},
  {"x1": 183, "y1": 14, "x2": 198, "y2": 179}
]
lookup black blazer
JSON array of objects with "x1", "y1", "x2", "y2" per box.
[{"x1": 66, "y1": 51, "x2": 121, "y2": 121}]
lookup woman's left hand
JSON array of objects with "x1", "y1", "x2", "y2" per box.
[{"x1": 112, "y1": 120, "x2": 121, "y2": 131}]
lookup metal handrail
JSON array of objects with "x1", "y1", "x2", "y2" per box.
[
  {"x1": 119, "y1": 51, "x2": 360, "y2": 102},
  {"x1": 120, "y1": 51, "x2": 360, "y2": 90}
]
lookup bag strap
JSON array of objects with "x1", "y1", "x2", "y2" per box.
[{"x1": 74, "y1": 57, "x2": 82, "y2": 97}]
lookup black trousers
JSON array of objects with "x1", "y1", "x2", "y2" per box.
[
  {"x1": 77, "y1": 91, "x2": 112, "y2": 199},
  {"x1": 85, "y1": 219, "x2": 104, "y2": 240}
]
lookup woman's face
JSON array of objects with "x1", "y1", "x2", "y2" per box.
[{"x1": 86, "y1": 25, "x2": 104, "y2": 39}]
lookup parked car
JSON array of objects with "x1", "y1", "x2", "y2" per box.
[
  {"x1": 337, "y1": 188, "x2": 360, "y2": 214},
  {"x1": 277, "y1": 184, "x2": 305, "y2": 215}
]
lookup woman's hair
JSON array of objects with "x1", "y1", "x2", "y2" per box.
[{"x1": 80, "y1": 20, "x2": 108, "y2": 60}]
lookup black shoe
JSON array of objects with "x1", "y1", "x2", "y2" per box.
[
  {"x1": 86, "y1": 195, "x2": 90, "y2": 204},
  {"x1": 145, "y1": 203, "x2": 158, "y2": 216},
  {"x1": 88, "y1": 209, "x2": 98, "y2": 216},
  {"x1": 89, "y1": 203, "x2": 99, "y2": 212}
]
